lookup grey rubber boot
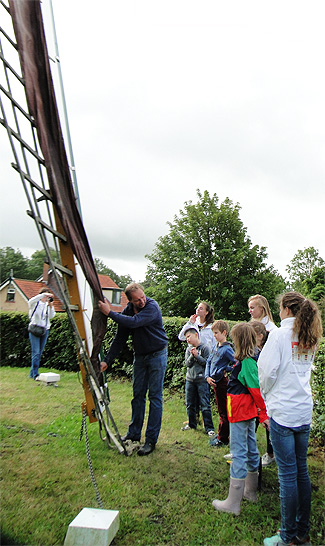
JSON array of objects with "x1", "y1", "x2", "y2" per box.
[
  {"x1": 212, "y1": 477, "x2": 245, "y2": 515},
  {"x1": 243, "y1": 471, "x2": 259, "y2": 502}
]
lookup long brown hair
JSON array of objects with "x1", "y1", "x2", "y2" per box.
[
  {"x1": 230, "y1": 322, "x2": 256, "y2": 361},
  {"x1": 250, "y1": 320, "x2": 268, "y2": 348},
  {"x1": 280, "y1": 291, "x2": 322, "y2": 351},
  {"x1": 200, "y1": 301, "x2": 214, "y2": 325}
]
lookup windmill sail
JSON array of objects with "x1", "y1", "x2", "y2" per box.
[{"x1": 1, "y1": 0, "x2": 127, "y2": 454}]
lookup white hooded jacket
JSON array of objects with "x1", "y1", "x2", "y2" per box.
[
  {"x1": 28, "y1": 293, "x2": 56, "y2": 331},
  {"x1": 258, "y1": 317, "x2": 316, "y2": 427}
]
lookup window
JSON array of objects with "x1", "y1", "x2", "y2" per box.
[
  {"x1": 6, "y1": 287, "x2": 15, "y2": 302},
  {"x1": 111, "y1": 290, "x2": 121, "y2": 305}
]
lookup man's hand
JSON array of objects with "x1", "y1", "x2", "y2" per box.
[
  {"x1": 98, "y1": 298, "x2": 112, "y2": 316},
  {"x1": 207, "y1": 377, "x2": 216, "y2": 386},
  {"x1": 100, "y1": 361, "x2": 108, "y2": 372}
]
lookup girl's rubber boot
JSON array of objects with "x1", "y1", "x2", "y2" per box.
[
  {"x1": 243, "y1": 471, "x2": 259, "y2": 502},
  {"x1": 212, "y1": 477, "x2": 245, "y2": 515}
]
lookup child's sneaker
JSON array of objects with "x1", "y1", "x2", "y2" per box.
[
  {"x1": 207, "y1": 430, "x2": 215, "y2": 437},
  {"x1": 223, "y1": 452, "x2": 233, "y2": 460},
  {"x1": 209, "y1": 436, "x2": 228, "y2": 447},
  {"x1": 262, "y1": 452, "x2": 276, "y2": 466},
  {"x1": 263, "y1": 532, "x2": 296, "y2": 546},
  {"x1": 181, "y1": 424, "x2": 192, "y2": 431}
]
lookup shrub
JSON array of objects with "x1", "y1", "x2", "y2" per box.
[
  {"x1": 0, "y1": 312, "x2": 238, "y2": 389},
  {"x1": 311, "y1": 339, "x2": 325, "y2": 445},
  {"x1": 0, "y1": 312, "x2": 79, "y2": 371}
]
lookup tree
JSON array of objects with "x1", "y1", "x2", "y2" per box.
[
  {"x1": 94, "y1": 258, "x2": 134, "y2": 289},
  {"x1": 27, "y1": 248, "x2": 57, "y2": 280},
  {"x1": 144, "y1": 190, "x2": 285, "y2": 319},
  {"x1": 286, "y1": 247, "x2": 325, "y2": 292},
  {"x1": 0, "y1": 247, "x2": 28, "y2": 283}
]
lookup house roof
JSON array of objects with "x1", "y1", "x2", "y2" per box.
[
  {"x1": 98, "y1": 274, "x2": 128, "y2": 311},
  {"x1": 8, "y1": 278, "x2": 65, "y2": 312},
  {"x1": 1, "y1": 274, "x2": 128, "y2": 313}
]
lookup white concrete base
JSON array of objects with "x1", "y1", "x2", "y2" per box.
[
  {"x1": 64, "y1": 508, "x2": 119, "y2": 546},
  {"x1": 38, "y1": 372, "x2": 60, "y2": 385}
]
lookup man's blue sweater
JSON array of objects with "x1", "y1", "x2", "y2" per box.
[{"x1": 103, "y1": 297, "x2": 168, "y2": 366}]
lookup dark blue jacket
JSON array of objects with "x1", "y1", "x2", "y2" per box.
[
  {"x1": 103, "y1": 297, "x2": 168, "y2": 365},
  {"x1": 205, "y1": 342, "x2": 236, "y2": 383}
]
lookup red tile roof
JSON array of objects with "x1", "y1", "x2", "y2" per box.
[
  {"x1": 98, "y1": 274, "x2": 128, "y2": 311},
  {"x1": 4, "y1": 275, "x2": 128, "y2": 313},
  {"x1": 14, "y1": 279, "x2": 65, "y2": 312}
]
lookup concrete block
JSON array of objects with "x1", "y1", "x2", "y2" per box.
[
  {"x1": 64, "y1": 507, "x2": 119, "y2": 546},
  {"x1": 38, "y1": 372, "x2": 60, "y2": 384}
]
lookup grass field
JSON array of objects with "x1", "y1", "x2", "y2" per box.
[{"x1": 0, "y1": 367, "x2": 324, "y2": 546}]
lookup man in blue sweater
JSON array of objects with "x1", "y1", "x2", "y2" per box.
[{"x1": 99, "y1": 283, "x2": 168, "y2": 456}]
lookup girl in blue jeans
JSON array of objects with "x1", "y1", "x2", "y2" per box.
[
  {"x1": 258, "y1": 292, "x2": 322, "y2": 546},
  {"x1": 212, "y1": 322, "x2": 269, "y2": 516}
]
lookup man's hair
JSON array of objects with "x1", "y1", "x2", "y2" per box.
[
  {"x1": 212, "y1": 320, "x2": 229, "y2": 335},
  {"x1": 125, "y1": 282, "x2": 144, "y2": 301},
  {"x1": 184, "y1": 327, "x2": 199, "y2": 337}
]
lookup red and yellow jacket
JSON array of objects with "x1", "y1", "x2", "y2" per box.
[{"x1": 227, "y1": 357, "x2": 268, "y2": 424}]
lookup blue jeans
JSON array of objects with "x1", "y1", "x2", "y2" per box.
[
  {"x1": 29, "y1": 330, "x2": 49, "y2": 379},
  {"x1": 127, "y1": 347, "x2": 167, "y2": 444},
  {"x1": 185, "y1": 380, "x2": 214, "y2": 433},
  {"x1": 230, "y1": 419, "x2": 260, "y2": 479},
  {"x1": 270, "y1": 417, "x2": 311, "y2": 543}
]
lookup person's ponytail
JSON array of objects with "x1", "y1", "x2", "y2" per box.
[
  {"x1": 293, "y1": 298, "x2": 323, "y2": 351},
  {"x1": 281, "y1": 291, "x2": 322, "y2": 351}
]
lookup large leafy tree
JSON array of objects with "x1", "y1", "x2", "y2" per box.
[
  {"x1": 94, "y1": 257, "x2": 134, "y2": 290},
  {"x1": 144, "y1": 190, "x2": 285, "y2": 320},
  {"x1": 286, "y1": 247, "x2": 324, "y2": 292},
  {"x1": 0, "y1": 247, "x2": 28, "y2": 283},
  {"x1": 27, "y1": 248, "x2": 57, "y2": 280}
]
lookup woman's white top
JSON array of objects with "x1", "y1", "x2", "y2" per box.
[
  {"x1": 178, "y1": 319, "x2": 216, "y2": 352},
  {"x1": 261, "y1": 315, "x2": 277, "y2": 332},
  {"x1": 28, "y1": 294, "x2": 56, "y2": 330},
  {"x1": 258, "y1": 317, "x2": 316, "y2": 427}
]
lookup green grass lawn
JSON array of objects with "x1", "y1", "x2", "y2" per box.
[{"x1": 0, "y1": 367, "x2": 324, "y2": 546}]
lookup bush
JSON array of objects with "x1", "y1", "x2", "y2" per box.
[
  {"x1": 102, "y1": 316, "x2": 238, "y2": 389},
  {"x1": 0, "y1": 312, "x2": 237, "y2": 388},
  {"x1": 0, "y1": 312, "x2": 79, "y2": 371},
  {"x1": 311, "y1": 339, "x2": 325, "y2": 445}
]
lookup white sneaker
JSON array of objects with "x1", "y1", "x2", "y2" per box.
[
  {"x1": 181, "y1": 424, "x2": 192, "y2": 431},
  {"x1": 262, "y1": 453, "x2": 275, "y2": 467},
  {"x1": 208, "y1": 430, "x2": 215, "y2": 437},
  {"x1": 223, "y1": 452, "x2": 233, "y2": 460}
]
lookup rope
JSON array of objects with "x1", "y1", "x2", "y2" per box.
[{"x1": 81, "y1": 408, "x2": 104, "y2": 509}]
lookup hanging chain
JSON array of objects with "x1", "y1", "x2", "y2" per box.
[{"x1": 80, "y1": 408, "x2": 104, "y2": 509}]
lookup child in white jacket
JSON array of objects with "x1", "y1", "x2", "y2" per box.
[{"x1": 258, "y1": 292, "x2": 322, "y2": 546}]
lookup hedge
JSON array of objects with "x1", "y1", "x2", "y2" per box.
[{"x1": 1, "y1": 312, "x2": 324, "y2": 444}]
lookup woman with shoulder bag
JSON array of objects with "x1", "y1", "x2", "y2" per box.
[{"x1": 28, "y1": 288, "x2": 55, "y2": 380}]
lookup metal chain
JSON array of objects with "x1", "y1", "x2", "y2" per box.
[{"x1": 81, "y1": 408, "x2": 104, "y2": 509}]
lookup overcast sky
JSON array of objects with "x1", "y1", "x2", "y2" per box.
[{"x1": 1, "y1": 0, "x2": 324, "y2": 282}]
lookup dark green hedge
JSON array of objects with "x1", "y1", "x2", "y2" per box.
[
  {"x1": 1, "y1": 312, "x2": 324, "y2": 443},
  {"x1": 311, "y1": 339, "x2": 325, "y2": 445},
  {"x1": 0, "y1": 312, "x2": 79, "y2": 372},
  {"x1": 102, "y1": 317, "x2": 239, "y2": 389}
]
